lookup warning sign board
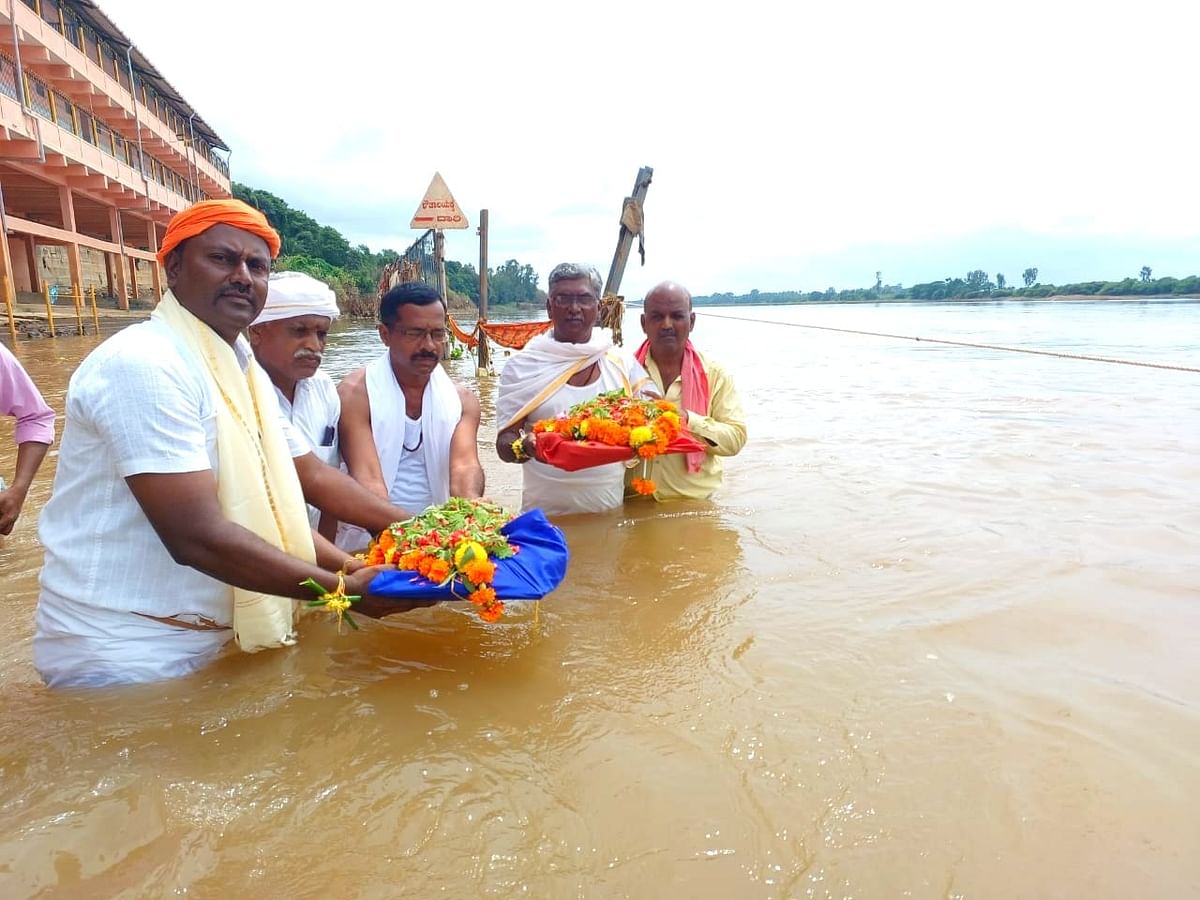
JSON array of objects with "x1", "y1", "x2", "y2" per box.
[{"x1": 410, "y1": 172, "x2": 469, "y2": 230}]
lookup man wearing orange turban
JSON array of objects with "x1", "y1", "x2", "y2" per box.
[
  {"x1": 33, "y1": 200, "x2": 417, "y2": 689},
  {"x1": 156, "y1": 198, "x2": 282, "y2": 265}
]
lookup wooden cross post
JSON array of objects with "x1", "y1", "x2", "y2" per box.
[{"x1": 603, "y1": 166, "x2": 653, "y2": 298}]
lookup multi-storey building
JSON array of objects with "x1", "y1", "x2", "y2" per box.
[{"x1": 0, "y1": 0, "x2": 231, "y2": 310}]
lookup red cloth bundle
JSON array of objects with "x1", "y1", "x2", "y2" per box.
[{"x1": 533, "y1": 431, "x2": 707, "y2": 472}]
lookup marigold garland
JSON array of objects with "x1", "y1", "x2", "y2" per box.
[
  {"x1": 362, "y1": 497, "x2": 516, "y2": 622},
  {"x1": 531, "y1": 389, "x2": 681, "y2": 459},
  {"x1": 531, "y1": 389, "x2": 682, "y2": 496}
]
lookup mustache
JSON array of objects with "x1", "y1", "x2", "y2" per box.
[
  {"x1": 293, "y1": 349, "x2": 322, "y2": 363},
  {"x1": 412, "y1": 352, "x2": 439, "y2": 362}
]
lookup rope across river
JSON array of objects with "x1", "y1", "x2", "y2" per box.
[{"x1": 697, "y1": 311, "x2": 1200, "y2": 374}]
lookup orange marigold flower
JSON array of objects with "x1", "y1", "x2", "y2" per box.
[
  {"x1": 426, "y1": 558, "x2": 451, "y2": 583},
  {"x1": 631, "y1": 477, "x2": 656, "y2": 495},
  {"x1": 462, "y1": 558, "x2": 496, "y2": 586},
  {"x1": 398, "y1": 550, "x2": 424, "y2": 571},
  {"x1": 468, "y1": 585, "x2": 497, "y2": 607},
  {"x1": 478, "y1": 599, "x2": 505, "y2": 623},
  {"x1": 416, "y1": 555, "x2": 435, "y2": 577}
]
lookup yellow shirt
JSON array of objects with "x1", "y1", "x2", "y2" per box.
[{"x1": 626, "y1": 350, "x2": 747, "y2": 501}]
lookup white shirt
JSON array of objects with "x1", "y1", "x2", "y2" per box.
[
  {"x1": 34, "y1": 319, "x2": 308, "y2": 686},
  {"x1": 274, "y1": 369, "x2": 340, "y2": 528}
]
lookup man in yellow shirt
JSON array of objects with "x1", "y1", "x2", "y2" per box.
[{"x1": 629, "y1": 281, "x2": 747, "y2": 500}]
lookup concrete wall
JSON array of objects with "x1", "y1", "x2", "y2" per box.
[{"x1": 35, "y1": 244, "x2": 156, "y2": 299}]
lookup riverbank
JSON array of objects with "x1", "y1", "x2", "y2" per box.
[{"x1": 5, "y1": 300, "x2": 150, "y2": 340}]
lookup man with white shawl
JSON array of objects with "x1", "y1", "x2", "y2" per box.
[
  {"x1": 249, "y1": 271, "x2": 342, "y2": 533},
  {"x1": 335, "y1": 281, "x2": 485, "y2": 551},
  {"x1": 33, "y1": 201, "x2": 412, "y2": 689},
  {"x1": 496, "y1": 262, "x2": 654, "y2": 516}
]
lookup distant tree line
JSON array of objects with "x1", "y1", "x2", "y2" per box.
[
  {"x1": 692, "y1": 266, "x2": 1200, "y2": 306},
  {"x1": 445, "y1": 259, "x2": 542, "y2": 306},
  {"x1": 234, "y1": 183, "x2": 541, "y2": 315}
]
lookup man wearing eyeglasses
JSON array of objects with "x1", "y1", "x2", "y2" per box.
[
  {"x1": 495, "y1": 262, "x2": 653, "y2": 516},
  {"x1": 335, "y1": 281, "x2": 485, "y2": 550}
]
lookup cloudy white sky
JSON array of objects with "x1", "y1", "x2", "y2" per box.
[{"x1": 103, "y1": 0, "x2": 1198, "y2": 297}]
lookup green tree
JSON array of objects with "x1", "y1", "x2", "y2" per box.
[
  {"x1": 1022, "y1": 267, "x2": 1038, "y2": 287},
  {"x1": 445, "y1": 260, "x2": 481, "y2": 302},
  {"x1": 996, "y1": 273, "x2": 1006, "y2": 290},
  {"x1": 1140, "y1": 266, "x2": 1152, "y2": 282},
  {"x1": 965, "y1": 270, "x2": 992, "y2": 292},
  {"x1": 489, "y1": 259, "x2": 539, "y2": 305}
]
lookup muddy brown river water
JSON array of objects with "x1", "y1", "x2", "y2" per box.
[{"x1": 1, "y1": 300, "x2": 1197, "y2": 898}]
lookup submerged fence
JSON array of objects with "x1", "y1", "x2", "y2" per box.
[{"x1": 378, "y1": 230, "x2": 438, "y2": 294}]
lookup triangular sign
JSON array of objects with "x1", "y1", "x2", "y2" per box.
[{"x1": 410, "y1": 172, "x2": 469, "y2": 230}]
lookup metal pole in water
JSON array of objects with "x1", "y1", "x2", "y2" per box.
[{"x1": 477, "y1": 208, "x2": 490, "y2": 375}]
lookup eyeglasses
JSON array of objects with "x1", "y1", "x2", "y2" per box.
[
  {"x1": 396, "y1": 327, "x2": 448, "y2": 342},
  {"x1": 550, "y1": 293, "x2": 598, "y2": 309}
]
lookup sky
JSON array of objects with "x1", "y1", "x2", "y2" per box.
[{"x1": 101, "y1": 0, "x2": 1199, "y2": 297}]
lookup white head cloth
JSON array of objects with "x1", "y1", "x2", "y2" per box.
[{"x1": 253, "y1": 271, "x2": 340, "y2": 326}]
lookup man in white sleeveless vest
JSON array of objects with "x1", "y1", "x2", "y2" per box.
[
  {"x1": 495, "y1": 262, "x2": 654, "y2": 516},
  {"x1": 33, "y1": 201, "x2": 417, "y2": 688},
  {"x1": 336, "y1": 281, "x2": 485, "y2": 551},
  {"x1": 249, "y1": 271, "x2": 342, "y2": 535}
]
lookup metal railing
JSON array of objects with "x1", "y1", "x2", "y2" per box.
[
  {"x1": 18, "y1": 0, "x2": 230, "y2": 183},
  {"x1": 0, "y1": 55, "x2": 201, "y2": 204}
]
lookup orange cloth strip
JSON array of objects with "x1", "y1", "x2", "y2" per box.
[{"x1": 157, "y1": 199, "x2": 281, "y2": 265}]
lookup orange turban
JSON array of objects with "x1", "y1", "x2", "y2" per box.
[{"x1": 156, "y1": 199, "x2": 281, "y2": 265}]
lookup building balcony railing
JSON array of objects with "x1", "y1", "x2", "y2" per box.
[
  {"x1": 0, "y1": 51, "x2": 212, "y2": 208},
  {"x1": 9, "y1": 0, "x2": 230, "y2": 186}
]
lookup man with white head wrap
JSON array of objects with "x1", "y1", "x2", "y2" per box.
[{"x1": 249, "y1": 271, "x2": 343, "y2": 531}]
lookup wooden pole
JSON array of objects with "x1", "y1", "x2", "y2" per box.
[
  {"x1": 89, "y1": 285, "x2": 100, "y2": 333},
  {"x1": 72, "y1": 283, "x2": 84, "y2": 334},
  {"x1": 3, "y1": 275, "x2": 16, "y2": 344},
  {"x1": 434, "y1": 229, "x2": 450, "y2": 360},
  {"x1": 0, "y1": 183, "x2": 20, "y2": 343},
  {"x1": 603, "y1": 166, "x2": 653, "y2": 298},
  {"x1": 41, "y1": 283, "x2": 56, "y2": 336},
  {"x1": 476, "y1": 208, "x2": 490, "y2": 375}
]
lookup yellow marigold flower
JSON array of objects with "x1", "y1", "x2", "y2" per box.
[
  {"x1": 453, "y1": 540, "x2": 488, "y2": 568},
  {"x1": 629, "y1": 425, "x2": 654, "y2": 447}
]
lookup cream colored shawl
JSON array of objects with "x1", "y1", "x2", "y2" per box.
[
  {"x1": 151, "y1": 291, "x2": 316, "y2": 652},
  {"x1": 496, "y1": 331, "x2": 634, "y2": 432}
]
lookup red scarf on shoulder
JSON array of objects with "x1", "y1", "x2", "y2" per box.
[{"x1": 635, "y1": 339, "x2": 710, "y2": 474}]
